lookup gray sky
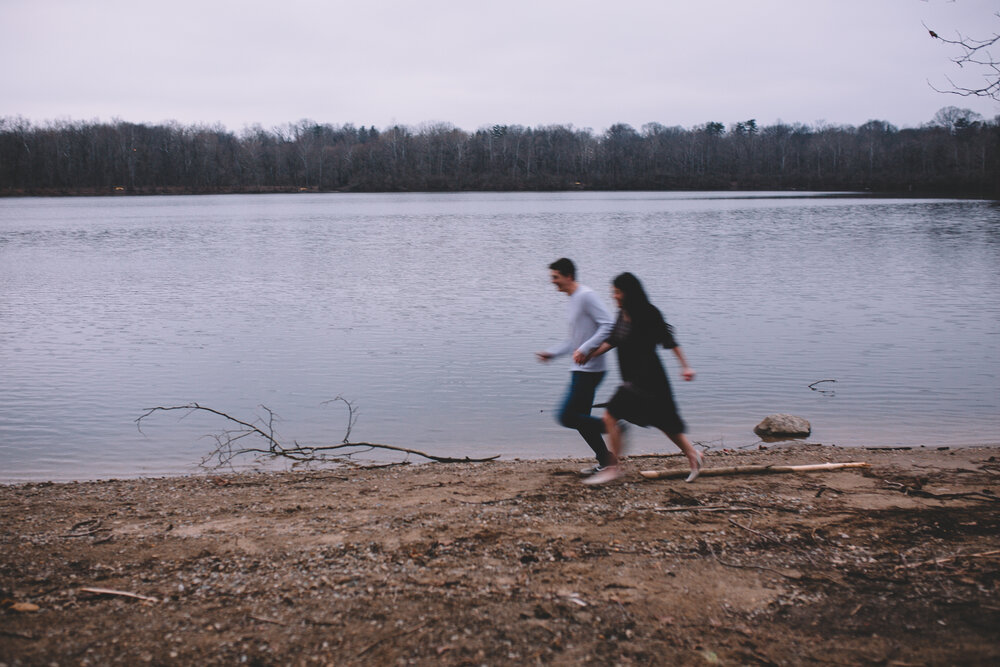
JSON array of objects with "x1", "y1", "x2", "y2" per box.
[{"x1": 2, "y1": 0, "x2": 998, "y2": 133}]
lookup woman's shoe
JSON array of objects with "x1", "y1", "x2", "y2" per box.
[
  {"x1": 582, "y1": 465, "x2": 622, "y2": 485},
  {"x1": 685, "y1": 451, "x2": 704, "y2": 483}
]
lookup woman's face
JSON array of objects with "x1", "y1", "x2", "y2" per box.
[{"x1": 612, "y1": 286, "x2": 624, "y2": 308}]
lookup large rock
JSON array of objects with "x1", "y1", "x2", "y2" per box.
[{"x1": 754, "y1": 414, "x2": 811, "y2": 438}]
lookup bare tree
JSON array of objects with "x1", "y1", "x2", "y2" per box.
[{"x1": 926, "y1": 11, "x2": 1000, "y2": 100}]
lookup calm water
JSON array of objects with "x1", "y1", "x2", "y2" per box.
[{"x1": 1, "y1": 192, "x2": 998, "y2": 481}]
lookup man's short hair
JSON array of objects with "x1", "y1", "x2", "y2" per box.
[{"x1": 549, "y1": 257, "x2": 575, "y2": 279}]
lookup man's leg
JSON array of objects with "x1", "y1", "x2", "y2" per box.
[{"x1": 557, "y1": 371, "x2": 612, "y2": 467}]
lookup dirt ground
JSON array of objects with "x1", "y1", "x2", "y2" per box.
[{"x1": 2, "y1": 444, "x2": 999, "y2": 666}]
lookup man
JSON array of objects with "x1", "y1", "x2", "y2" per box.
[{"x1": 536, "y1": 258, "x2": 615, "y2": 473}]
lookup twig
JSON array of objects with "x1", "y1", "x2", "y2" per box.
[
  {"x1": 322, "y1": 395, "x2": 358, "y2": 444},
  {"x1": 653, "y1": 505, "x2": 756, "y2": 513},
  {"x1": 728, "y1": 517, "x2": 780, "y2": 543},
  {"x1": 79, "y1": 587, "x2": 159, "y2": 602},
  {"x1": 808, "y1": 379, "x2": 837, "y2": 391},
  {"x1": 881, "y1": 481, "x2": 1000, "y2": 503},
  {"x1": 706, "y1": 544, "x2": 799, "y2": 580},
  {"x1": 64, "y1": 519, "x2": 110, "y2": 538},
  {"x1": 250, "y1": 614, "x2": 289, "y2": 626},
  {"x1": 357, "y1": 620, "x2": 429, "y2": 657}
]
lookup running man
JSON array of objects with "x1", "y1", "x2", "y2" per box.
[{"x1": 536, "y1": 258, "x2": 615, "y2": 474}]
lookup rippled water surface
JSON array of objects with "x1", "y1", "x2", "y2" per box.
[{"x1": 2, "y1": 192, "x2": 998, "y2": 481}]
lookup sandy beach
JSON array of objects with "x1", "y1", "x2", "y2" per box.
[{"x1": 2, "y1": 444, "x2": 999, "y2": 665}]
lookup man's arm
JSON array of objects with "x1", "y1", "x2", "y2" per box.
[{"x1": 574, "y1": 291, "x2": 614, "y2": 360}]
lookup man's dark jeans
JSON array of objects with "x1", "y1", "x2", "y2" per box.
[{"x1": 558, "y1": 371, "x2": 611, "y2": 467}]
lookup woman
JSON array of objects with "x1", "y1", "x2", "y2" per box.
[{"x1": 582, "y1": 272, "x2": 703, "y2": 485}]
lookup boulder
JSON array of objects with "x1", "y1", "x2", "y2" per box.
[{"x1": 754, "y1": 414, "x2": 811, "y2": 438}]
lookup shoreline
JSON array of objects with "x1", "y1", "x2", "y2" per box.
[
  {"x1": 5, "y1": 440, "x2": 1000, "y2": 486},
  {"x1": 2, "y1": 444, "x2": 998, "y2": 664}
]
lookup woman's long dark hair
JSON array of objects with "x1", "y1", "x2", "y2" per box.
[
  {"x1": 613, "y1": 272, "x2": 674, "y2": 346},
  {"x1": 613, "y1": 272, "x2": 653, "y2": 317}
]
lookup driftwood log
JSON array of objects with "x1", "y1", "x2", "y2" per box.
[{"x1": 639, "y1": 461, "x2": 869, "y2": 480}]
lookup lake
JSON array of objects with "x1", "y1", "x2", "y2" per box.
[{"x1": 1, "y1": 192, "x2": 998, "y2": 481}]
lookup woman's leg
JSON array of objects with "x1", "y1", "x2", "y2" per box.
[
  {"x1": 602, "y1": 410, "x2": 624, "y2": 463},
  {"x1": 662, "y1": 430, "x2": 703, "y2": 481}
]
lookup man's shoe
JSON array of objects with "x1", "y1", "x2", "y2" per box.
[
  {"x1": 579, "y1": 464, "x2": 609, "y2": 475},
  {"x1": 582, "y1": 465, "x2": 622, "y2": 485}
]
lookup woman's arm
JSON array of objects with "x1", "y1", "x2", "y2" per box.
[
  {"x1": 578, "y1": 341, "x2": 614, "y2": 364},
  {"x1": 671, "y1": 346, "x2": 696, "y2": 381}
]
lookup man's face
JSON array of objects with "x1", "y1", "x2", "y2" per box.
[{"x1": 550, "y1": 270, "x2": 573, "y2": 293}]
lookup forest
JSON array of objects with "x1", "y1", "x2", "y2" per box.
[{"x1": 0, "y1": 107, "x2": 996, "y2": 197}]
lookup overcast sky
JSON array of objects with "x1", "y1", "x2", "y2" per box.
[{"x1": 2, "y1": 0, "x2": 998, "y2": 134}]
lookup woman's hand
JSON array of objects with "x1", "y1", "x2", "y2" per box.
[
  {"x1": 581, "y1": 342, "x2": 613, "y2": 364},
  {"x1": 672, "y1": 347, "x2": 695, "y2": 381}
]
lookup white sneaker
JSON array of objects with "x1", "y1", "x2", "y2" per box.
[
  {"x1": 582, "y1": 465, "x2": 622, "y2": 485},
  {"x1": 685, "y1": 451, "x2": 704, "y2": 483},
  {"x1": 579, "y1": 464, "x2": 609, "y2": 475}
]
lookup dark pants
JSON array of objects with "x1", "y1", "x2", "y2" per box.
[{"x1": 557, "y1": 371, "x2": 611, "y2": 466}]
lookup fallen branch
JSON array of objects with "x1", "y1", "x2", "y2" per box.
[
  {"x1": 136, "y1": 400, "x2": 499, "y2": 470},
  {"x1": 895, "y1": 549, "x2": 1000, "y2": 571},
  {"x1": 79, "y1": 587, "x2": 159, "y2": 603},
  {"x1": 640, "y1": 461, "x2": 869, "y2": 480}
]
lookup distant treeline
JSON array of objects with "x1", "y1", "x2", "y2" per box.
[{"x1": 1, "y1": 109, "x2": 997, "y2": 196}]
